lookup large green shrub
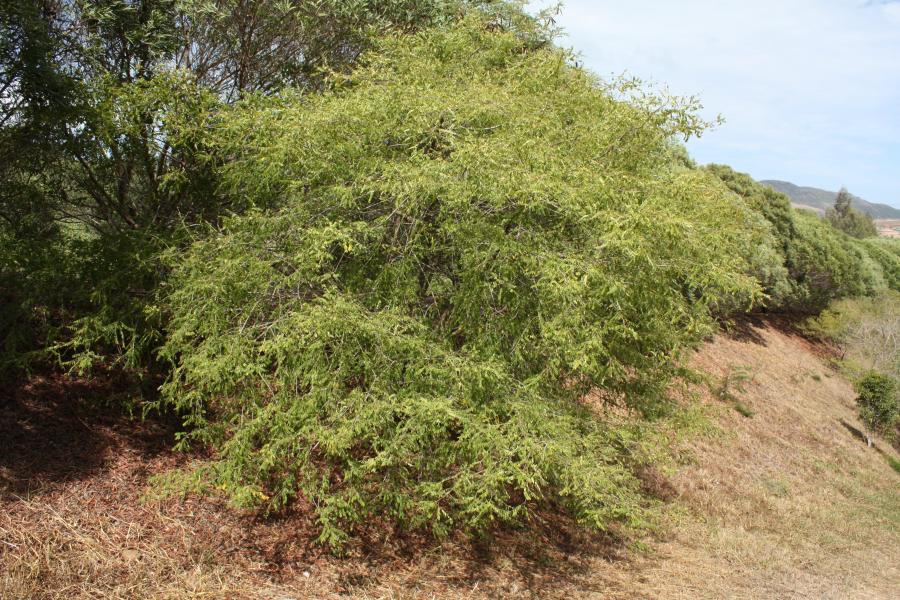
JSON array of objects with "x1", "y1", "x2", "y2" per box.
[
  {"x1": 780, "y1": 210, "x2": 884, "y2": 311},
  {"x1": 1, "y1": 0, "x2": 519, "y2": 379},
  {"x1": 704, "y1": 165, "x2": 797, "y2": 251},
  {"x1": 868, "y1": 237, "x2": 900, "y2": 259},
  {"x1": 159, "y1": 19, "x2": 768, "y2": 546},
  {"x1": 704, "y1": 164, "x2": 886, "y2": 312},
  {"x1": 859, "y1": 238, "x2": 900, "y2": 291},
  {"x1": 704, "y1": 164, "x2": 794, "y2": 306}
]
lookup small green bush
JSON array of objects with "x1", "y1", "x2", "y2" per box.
[
  {"x1": 714, "y1": 366, "x2": 754, "y2": 418},
  {"x1": 733, "y1": 402, "x2": 755, "y2": 418},
  {"x1": 855, "y1": 373, "x2": 899, "y2": 447}
]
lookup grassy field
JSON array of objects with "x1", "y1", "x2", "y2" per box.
[{"x1": 2, "y1": 319, "x2": 898, "y2": 599}]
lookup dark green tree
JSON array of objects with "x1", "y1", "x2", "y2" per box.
[{"x1": 826, "y1": 187, "x2": 878, "y2": 239}]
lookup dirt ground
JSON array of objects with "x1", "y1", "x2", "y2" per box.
[
  {"x1": 2, "y1": 320, "x2": 898, "y2": 599},
  {"x1": 875, "y1": 219, "x2": 900, "y2": 238}
]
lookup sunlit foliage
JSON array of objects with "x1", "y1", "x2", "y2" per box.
[{"x1": 159, "y1": 19, "x2": 769, "y2": 546}]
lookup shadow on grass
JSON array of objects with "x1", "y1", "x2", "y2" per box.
[
  {"x1": 0, "y1": 372, "x2": 662, "y2": 599},
  {"x1": 0, "y1": 372, "x2": 176, "y2": 496},
  {"x1": 839, "y1": 418, "x2": 891, "y2": 456},
  {"x1": 313, "y1": 508, "x2": 636, "y2": 598},
  {"x1": 721, "y1": 315, "x2": 769, "y2": 346}
]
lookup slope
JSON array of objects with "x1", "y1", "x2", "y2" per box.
[
  {"x1": 1, "y1": 320, "x2": 898, "y2": 599},
  {"x1": 634, "y1": 321, "x2": 900, "y2": 599}
]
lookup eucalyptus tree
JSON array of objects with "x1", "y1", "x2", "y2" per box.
[{"x1": 827, "y1": 188, "x2": 878, "y2": 239}]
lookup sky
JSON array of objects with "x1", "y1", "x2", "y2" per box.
[{"x1": 531, "y1": 0, "x2": 900, "y2": 208}]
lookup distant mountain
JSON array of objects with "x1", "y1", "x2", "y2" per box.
[{"x1": 759, "y1": 180, "x2": 900, "y2": 219}]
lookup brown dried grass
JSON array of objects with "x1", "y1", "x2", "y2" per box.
[{"x1": 643, "y1": 322, "x2": 900, "y2": 599}]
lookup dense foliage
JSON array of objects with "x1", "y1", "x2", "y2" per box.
[
  {"x1": 859, "y1": 238, "x2": 900, "y2": 291},
  {"x1": 158, "y1": 20, "x2": 770, "y2": 545},
  {"x1": 706, "y1": 165, "x2": 899, "y2": 312},
  {"x1": 0, "y1": 0, "x2": 511, "y2": 377}
]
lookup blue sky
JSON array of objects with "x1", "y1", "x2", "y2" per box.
[{"x1": 532, "y1": 1, "x2": 900, "y2": 208}]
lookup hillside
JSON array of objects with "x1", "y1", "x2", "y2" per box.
[
  {"x1": 4, "y1": 8, "x2": 900, "y2": 600},
  {"x1": 3, "y1": 320, "x2": 898, "y2": 599},
  {"x1": 760, "y1": 180, "x2": 900, "y2": 219}
]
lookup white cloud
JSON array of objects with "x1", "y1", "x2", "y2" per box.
[{"x1": 533, "y1": 0, "x2": 900, "y2": 206}]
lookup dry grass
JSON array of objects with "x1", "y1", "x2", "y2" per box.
[
  {"x1": 0, "y1": 495, "x2": 242, "y2": 599},
  {"x1": 0, "y1": 375, "x2": 250, "y2": 599},
  {"x1": 643, "y1": 321, "x2": 900, "y2": 599},
  {"x1": 2, "y1": 320, "x2": 899, "y2": 599}
]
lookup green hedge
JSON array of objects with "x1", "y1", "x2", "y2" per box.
[{"x1": 706, "y1": 164, "x2": 893, "y2": 312}]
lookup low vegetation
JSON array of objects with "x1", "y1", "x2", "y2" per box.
[
  {"x1": 713, "y1": 365, "x2": 754, "y2": 417},
  {"x1": 806, "y1": 292, "x2": 900, "y2": 378}
]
